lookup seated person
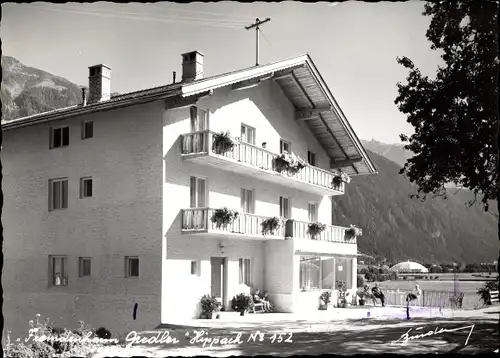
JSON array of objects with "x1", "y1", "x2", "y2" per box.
[
  {"x1": 263, "y1": 291, "x2": 275, "y2": 312},
  {"x1": 371, "y1": 283, "x2": 386, "y2": 307},
  {"x1": 253, "y1": 289, "x2": 272, "y2": 312}
]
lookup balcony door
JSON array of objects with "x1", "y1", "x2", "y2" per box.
[
  {"x1": 279, "y1": 196, "x2": 291, "y2": 219},
  {"x1": 308, "y1": 203, "x2": 318, "y2": 223},
  {"x1": 190, "y1": 106, "x2": 209, "y2": 153},
  {"x1": 189, "y1": 177, "x2": 207, "y2": 229}
]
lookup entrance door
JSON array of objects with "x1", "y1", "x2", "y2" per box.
[{"x1": 210, "y1": 257, "x2": 226, "y2": 307}]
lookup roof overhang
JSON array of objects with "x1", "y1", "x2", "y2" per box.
[{"x1": 181, "y1": 55, "x2": 377, "y2": 175}]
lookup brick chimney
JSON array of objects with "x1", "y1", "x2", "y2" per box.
[
  {"x1": 181, "y1": 51, "x2": 204, "y2": 82},
  {"x1": 88, "y1": 64, "x2": 111, "y2": 104}
]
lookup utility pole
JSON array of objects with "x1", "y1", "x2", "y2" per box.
[{"x1": 245, "y1": 17, "x2": 271, "y2": 66}]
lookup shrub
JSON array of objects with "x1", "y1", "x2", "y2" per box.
[
  {"x1": 477, "y1": 279, "x2": 499, "y2": 305},
  {"x1": 365, "y1": 272, "x2": 376, "y2": 282},
  {"x1": 231, "y1": 293, "x2": 253, "y2": 312},
  {"x1": 357, "y1": 274, "x2": 366, "y2": 288},
  {"x1": 95, "y1": 327, "x2": 112, "y2": 340},
  {"x1": 403, "y1": 276, "x2": 408, "y2": 280},
  {"x1": 200, "y1": 294, "x2": 222, "y2": 314},
  {"x1": 435, "y1": 276, "x2": 439, "y2": 280}
]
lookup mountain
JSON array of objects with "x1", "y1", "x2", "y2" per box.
[
  {"x1": 1, "y1": 56, "x2": 118, "y2": 122},
  {"x1": 361, "y1": 139, "x2": 413, "y2": 168},
  {"x1": 333, "y1": 150, "x2": 498, "y2": 264},
  {"x1": 1, "y1": 56, "x2": 497, "y2": 264}
]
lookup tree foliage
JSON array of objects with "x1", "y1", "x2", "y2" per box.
[{"x1": 395, "y1": 1, "x2": 499, "y2": 212}]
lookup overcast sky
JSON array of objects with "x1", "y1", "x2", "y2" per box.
[{"x1": 1, "y1": 1, "x2": 443, "y2": 144}]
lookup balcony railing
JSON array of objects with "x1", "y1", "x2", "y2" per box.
[
  {"x1": 181, "y1": 130, "x2": 344, "y2": 194},
  {"x1": 182, "y1": 208, "x2": 355, "y2": 244},
  {"x1": 182, "y1": 208, "x2": 286, "y2": 238},
  {"x1": 285, "y1": 219, "x2": 355, "y2": 244}
]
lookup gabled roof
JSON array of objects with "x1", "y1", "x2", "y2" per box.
[{"x1": 2, "y1": 54, "x2": 376, "y2": 175}]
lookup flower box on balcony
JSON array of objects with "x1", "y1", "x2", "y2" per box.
[
  {"x1": 308, "y1": 222, "x2": 326, "y2": 239},
  {"x1": 332, "y1": 172, "x2": 351, "y2": 188},
  {"x1": 212, "y1": 131, "x2": 240, "y2": 155},
  {"x1": 274, "y1": 151, "x2": 306, "y2": 175},
  {"x1": 211, "y1": 207, "x2": 239, "y2": 229},
  {"x1": 345, "y1": 225, "x2": 362, "y2": 241},
  {"x1": 261, "y1": 216, "x2": 282, "y2": 236}
]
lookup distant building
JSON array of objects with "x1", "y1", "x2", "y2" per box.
[{"x1": 390, "y1": 260, "x2": 429, "y2": 273}]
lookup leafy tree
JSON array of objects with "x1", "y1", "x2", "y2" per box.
[{"x1": 395, "y1": 0, "x2": 499, "y2": 329}]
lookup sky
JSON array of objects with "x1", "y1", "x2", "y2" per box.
[{"x1": 1, "y1": 1, "x2": 443, "y2": 144}]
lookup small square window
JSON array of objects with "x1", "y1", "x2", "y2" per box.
[
  {"x1": 280, "y1": 140, "x2": 291, "y2": 154},
  {"x1": 79, "y1": 257, "x2": 91, "y2": 277},
  {"x1": 50, "y1": 126, "x2": 69, "y2": 149},
  {"x1": 80, "y1": 177, "x2": 93, "y2": 198},
  {"x1": 82, "y1": 121, "x2": 93, "y2": 139},
  {"x1": 126, "y1": 257, "x2": 139, "y2": 278},
  {"x1": 190, "y1": 260, "x2": 201, "y2": 276}
]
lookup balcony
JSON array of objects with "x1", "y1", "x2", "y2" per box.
[
  {"x1": 180, "y1": 131, "x2": 345, "y2": 196},
  {"x1": 181, "y1": 208, "x2": 356, "y2": 247},
  {"x1": 285, "y1": 220, "x2": 356, "y2": 244},
  {"x1": 181, "y1": 208, "x2": 286, "y2": 240}
]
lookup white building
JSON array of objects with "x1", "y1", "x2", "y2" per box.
[{"x1": 2, "y1": 51, "x2": 377, "y2": 338}]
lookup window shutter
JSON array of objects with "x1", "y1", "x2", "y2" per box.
[
  {"x1": 240, "y1": 189, "x2": 246, "y2": 212},
  {"x1": 190, "y1": 177, "x2": 196, "y2": 208},
  {"x1": 62, "y1": 180, "x2": 68, "y2": 208}
]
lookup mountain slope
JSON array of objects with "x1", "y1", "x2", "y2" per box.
[
  {"x1": 334, "y1": 150, "x2": 497, "y2": 263},
  {"x1": 361, "y1": 139, "x2": 413, "y2": 168},
  {"x1": 1, "y1": 56, "x2": 85, "y2": 121}
]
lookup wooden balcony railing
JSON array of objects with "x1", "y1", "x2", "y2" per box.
[
  {"x1": 182, "y1": 208, "x2": 286, "y2": 237},
  {"x1": 181, "y1": 130, "x2": 344, "y2": 193},
  {"x1": 285, "y1": 219, "x2": 355, "y2": 244}
]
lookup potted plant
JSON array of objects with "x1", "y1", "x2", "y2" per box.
[
  {"x1": 211, "y1": 207, "x2": 239, "y2": 229},
  {"x1": 345, "y1": 225, "x2": 362, "y2": 241},
  {"x1": 274, "y1": 151, "x2": 306, "y2": 175},
  {"x1": 261, "y1": 217, "x2": 282, "y2": 236},
  {"x1": 212, "y1": 131, "x2": 239, "y2": 154},
  {"x1": 200, "y1": 294, "x2": 222, "y2": 319},
  {"x1": 336, "y1": 280, "x2": 350, "y2": 308},
  {"x1": 319, "y1": 291, "x2": 333, "y2": 310},
  {"x1": 308, "y1": 222, "x2": 326, "y2": 239},
  {"x1": 332, "y1": 172, "x2": 351, "y2": 188},
  {"x1": 231, "y1": 293, "x2": 253, "y2": 316}
]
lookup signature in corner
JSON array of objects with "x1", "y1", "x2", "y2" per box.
[{"x1": 391, "y1": 324, "x2": 475, "y2": 346}]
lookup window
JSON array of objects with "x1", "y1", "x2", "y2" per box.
[
  {"x1": 50, "y1": 256, "x2": 68, "y2": 286},
  {"x1": 239, "y1": 258, "x2": 251, "y2": 285},
  {"x1": 50, "y1": 126, "x2": 70, "y2": 149},
  {"x1": 308, "y1": 203, "x2": 318, "y2": 222},
  {"x1": 49, "y1": 178, "x2": 68, "y2": 211},
  {"x1": 308, "y1": 151, "x2": 316, "y2": 166},
  {"x1": 82, "y1": 121, "x2": 93, "y2": 139},
  {"x1": 279, "y1": 196, "x2": 291, "y2": 219},
  {"x1": 78, "y1": 257, "x2": 91, "y2": 277},
  {"x1": 240, "y1": 189, "x2": 255, "y2": 214},
  {"x1": 241, "y1": 124, "x2": 256, "y2": 145},
  {"x1": 191, "y1": 260, "x2": 201, "y2": 276},
  {"x1": 280, "y1": 139, "x2": 291, "y2": 154},
  {"x1": 299, "y1": 256, "x2": 350, "y2": 291},
  {"x1": 80, "y1": 177, "x2": 93, "y2": 198},
  {"x1": 190, "y1": 177, "x2": 207, "y2": 208},
  {"x1": 125, "y1": 257, "x2": 139, "y2": 277},
  {"x1": 190, "y1": 106, "x2": 209, "y2": 132}
]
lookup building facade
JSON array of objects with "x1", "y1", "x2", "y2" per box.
[{"x1": 2, "y1": 51, "x2": 376, "y2": 339}]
